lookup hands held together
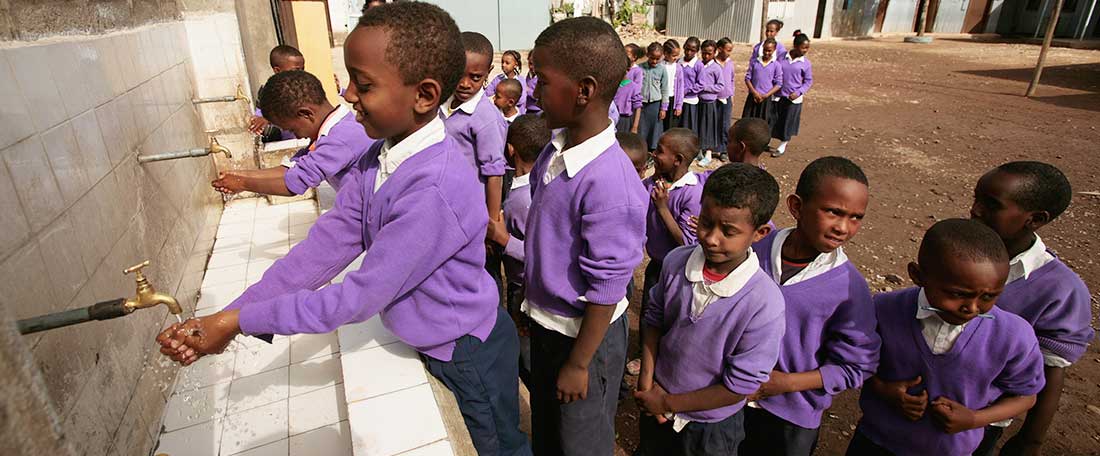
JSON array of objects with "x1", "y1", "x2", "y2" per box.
[{"x1": 156, "y1": 311, "x2": 242, "y2": 366}]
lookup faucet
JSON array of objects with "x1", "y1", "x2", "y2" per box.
[
  {"x1": 122, "y1": 261, "x2": 182, "y2": 315},
  {"x1": 192, "y1": 84, "x2": 250, "y2": 105},
  {"x1": 136, "y1": 136, "x2": 232, "y2": 163}
]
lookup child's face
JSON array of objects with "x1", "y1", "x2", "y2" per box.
[
  {"x1": 762, "y1": 43, "x2": 776, "y2": 61},
  {"x1": 267, "y1": 111, "x2": 312, "y2": 139},
  {"x1": 701, "y1": 45, "x2": 715, "y2": 63},
  {"x1": 493, "y1": 85, "x2": 516, "y2": 112},
  {"x1": 531, "y1": 47, "x2": 584, "y2": 130},
  {"x1": 343, "y1": 26, "x2": 425, "y2": 140},
  {"x1": 788, "y1": 176, "x2": 868, "y2": 254},
  {"x1": 909, "y1": 256, "x2": 1007, "y2": 325},
  {"x1": 650, "y1": 137, "x2": 682, "y2": 177},
  {"x1": 527, "y1": 54, "x2": 536, "y2": 72},
  {"x1": 970, "y1": 171, "x2": 1041, "y2": 244},
  {"x1": 273, "y1": 56, "x2": 305, "y2": 73},
  {"x1": 683, "y1": 43, "x2": 698, "y2": 61},
  {"x1": 766, "y1": 24, "x2": 780, "y2": 39},
  {"x1": 791, "y1": 42, "x2": 811, "y2": 58},
  {"x1": 647, "y1": 49, "x2": 663, "y2": 67},
  {"x1": 725, "y1": 132, "x2": 748, "y2": 164},
  {"x1": 455, "y1": 51, "x2": 492, "y2": 103},
  {"x1": 697, "y1": 196, "x2": 770, "y2": 268},
  {"x1": 664, "y1": 47, "x2": 680, "y2": 62},
  {"x1": 502, "y1": 54, "x2": 519, "y2": 75},
  {"x1": 718, "y1": 43, "x2": 733, "y2": 60}
]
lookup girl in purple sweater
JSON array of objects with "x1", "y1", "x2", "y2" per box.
[
  {"x1": 848, "y1": 219, "x2": 1045, "y2": 456},
  {"x1": 741, "y1": 157, "x2": 879, "y2": 456},
  {"x1": 772, "y1": 30, "x2": 813, "y2": 158},
  {"x1": 695, "y1": 40, "x2": 725, "y2": 164}
]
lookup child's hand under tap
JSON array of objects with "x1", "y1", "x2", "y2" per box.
[
  {"x1": 870, "y1": 375, "x2": 928, "y2": 421},
  {"x1": 633, "y1": 382, "x2": 671, "y2": 423},
  {"x1": 212, "y1": 172, "x2": 246, "y2": 195},
  {"x1": 248, "y1": 115, "x2": 270, "y2": 135},
  {"x1": 930, "y1": 397, "x2": 978, "y2": 434},
  {"x1": 156, "y1": 311, "x2": 242, "y2": 366}
]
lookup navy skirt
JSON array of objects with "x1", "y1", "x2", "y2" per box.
[
  {"x1": 697, "y1": 100, "x2": 721, "y2": 151},
  {"x1": 742, "y1": 94, "x2": 777, "y2": 130},
  {"x1": 772, "y1": 98, "x2": 802, "y2": 141},
  {"x1": 662, "y1": 96, "x2": 680, "y2": 130},
  {"x1": 680, "y1": 103, "x2": 699, "y2": 136},
  {"x1": 615, "y1": 114, "x2": 634, "y2": 133},
  {"x1": 638, "y1": 101, "x2": 665, "y2": 150}
]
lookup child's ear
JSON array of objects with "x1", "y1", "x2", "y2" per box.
[
  {"x1": 576, "y1": 76, "x2": 598, "y2": 108},
  {"x1": 786, "y1": 194, "x2": 803, "y2": 222},
  {"x1": 414, "y1": 79, "x2": 443, "y2": 115},
  {"x1": 1025, "y1": 210, "x2": 1051, "y2": 232},
  {"x1": 505, "y1": 143, "x2": 515, "y2": 159},
  {"x1": 297, "y1": 106, "x2": 316, "y2": 122},
  {"x1": 752, "y1": 223, "x2": 772, "y2": 243},
  {"x1": 907, "y1": 261, "x2": 924, "y2": 287}
]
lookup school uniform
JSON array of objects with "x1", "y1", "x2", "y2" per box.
[
  {"x1": 740, "y1": 228, "x2": 880, "y2": 456},
  {"x1": 638, "y1": 61, "x2": 670, "y2": 150},
  {"x1": 613, "y1": 79, "x2": 643, "y2": 133},
  {"x1": 641, "y1": 245, "x2": 786, "y2": 456},
  {"x1": 716, "y1": 58, "x2": 736, "y2": 154},
  {"x1": 751, "y1": 41, "x2": 788, "y2": 61},
  {"x1": 282, "y1": 105, "x2": 377, "y2": 194},
  {"x1": 742, "y1": 52, "x2": 783, "y2": 129},
  {"x1": 772, "y1": 54, "x2": 813, "y2": 142},
  {"x1": 972, "y1": 235, "x2": 1094, "y2": 455},
  {"x1": 486, "y1": 73, "x2": 528, "y2": 114},
  {"x1": 502, "y1": 173, "x2": 533, "y2": 384},
  {"x1": 696, "y1": 60, "x2": 726, "y2": 152},
  {"x1": 523, "y1": 121, "x2": 647, "y2": 456},
  {"x1": 525, "y1": 73, "x2": 541, "y2": 114},
  {"x1": 440, "y1": 88, "x2": 509, "y2": 183},
  {"x1": 678, "y1": 57, "x2": 703, "y2": 134},
  {"x1": 627, "y1": 64, "x2": 644, "y2": 86},
  {"x1": 847, "y1": 287, "x2": 1045, "y2": 456},
  {"x1": 641, "y1": 171, "x2": 703, "y2": 313},
  {"x1": 225, "y1": 117, "x2": 529, "y2": 456},
  {"x1": 663, "y1": 59, "x2": 683, "y2": 130}
]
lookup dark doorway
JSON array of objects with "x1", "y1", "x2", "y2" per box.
[{"x1": 814, "y1": 0, "x2": 829, "y2": 37}]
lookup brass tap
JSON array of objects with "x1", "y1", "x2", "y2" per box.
[
  {"x1": 208, "y1": 136, "x2": 232, "y2": 159},
  {"x1": 235, "y1": 84, "x2": 251, "y2": 105},
  {"x1": 122, "y1": 261, "x2": 182, "y2": 315}
]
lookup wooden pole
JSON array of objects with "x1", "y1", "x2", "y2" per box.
[
  {"x1": 1026, "y1": 0, "x2": 1066, "y2": 97},
  {"x1": 916, "y1": 0, "x2": 931, "y2": 36},
  {"x1": 761, "y1": 0, "x2": 770, "y2": 42}
]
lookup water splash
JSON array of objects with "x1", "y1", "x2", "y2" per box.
[{"x1": 175, "y1": 314, "x2": 184, "y2": 324}]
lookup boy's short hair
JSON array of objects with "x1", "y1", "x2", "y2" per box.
[
  {"x1": 269, "y1": 45, "x2": 303, "y2": 68},
  {"x1": 358, "y1": 3, "x2": 465, "y2": 104},
  {"x1": 795, "y1": 156, "x2": 869, "y2": 200},
  {"x1": 660, "y1": 128, "x2": 699, "y2": 159},
  {"x1": 497, "y1": 78, "x2": 523, "y2": 101},
  {"x1": 993, "y1": 161, "x2": 1072, "y2": 219},
  {"x1": 535, "y1": 17, "x2": 627, "y2": 104},
  {"x1": 460, "y1": 31, "x2": 494, "y2": 59},
  {"x1": 919, "y1": 218, "x2": 1009, "y2": 267},
  {"x1": 702, "y1": 163, "x2": 780, "y2": 228},
  {"x1": 617, "y1": 131, "x2": 647, "y2": 160},
  {"x1": 507, "y1": 114, "x2": 551, "y2": 163},
  {"x1": 257, "y1": 70, "x2": 327, "y2": 121},
  {"x1": 731, "y1": 118, "x2": 772, "y2": 157}
]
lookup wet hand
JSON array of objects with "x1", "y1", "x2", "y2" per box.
[
  {"x1": 156, "y1": 311, "x2": 241, "y2": 366},
  {"x1": 931, "y1": 397, "x2": 977, "y2": 434},
  {"x1": 212, "y1": 172, "x2": 246, "y2": 194},
  {"x1": 248, "y1": 116, "x2": 269, "y2": 135},
  {"x1": 556, "y1": 363, "x2": 589, "y2": 404},
  {"x1": 634, "y1": 382, "x2": 671, "y2": 421}
]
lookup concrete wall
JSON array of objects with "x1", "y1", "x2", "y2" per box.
[{"x1": 0, "y1": 1, "x2": 248, "y2": 454}]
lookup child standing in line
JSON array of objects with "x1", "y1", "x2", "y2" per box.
[
  {"x1": 678, "y1": 37, "x2": 703, "y2": 140},
  {"x1": 662, "y1": 39, "x2": 684, "y2": 131},
  {"x1": 638, "y1": 42, "x2": 670, "y2": 151},
  {"x1": 742, "y1": 38, "x2": 783, "y2": 131},
  {"x1": 486, "y1": 50, "x2": 528, "y2": 114},
  {"x1": 772, "y1": 31, "x2": 813, "y2": 158},
  {"x1": 968, "y1": 162, "x2": 1093, "y2": 456},
  {"x1": 526, "y1": 51, "x2": 541, "y2": 114},
  {"x1": 613, "y1": 55, "x2": 643, "y2": 134},
  {"x1": 847, "y1": 219, "x2": 1045, "y2": 456},
  {"x1": 626, "y1": 43, "x2": 645, "y2": 85},
  {"x1": 494, "y1": 78, "x2": 525, "y2": 123},
  {"x1": 695, "y1": 40, "x2": 725, "y2": 166},
  {"x1": 524, "y1": 17, "x2": 648, "y2": 456},
  {"x1": 487, "y1": 114, "x2": 552, "y2": 386},
  {"x1": 635, "y1": 163, "x2": 785, "y2": 456},
  {"x1": 726, "y1": 118, "x2": 776, "y2": 169},
  {"x1": 212, "y1": 70, "x2": 377, "y2": 197},
  {"x1": 752, "y1": 19, "x2": 789, "y2": 60},
  {"x1": 618, "y1": 131, "x2": 650, "y2": 180},
  {"x1": 249, "y1": 45, "x2": 306, "y2": 142},
  {"x1": 740, "y1": 157, "x2": 880, "y2": 456},
  {"x1": 715, "y1": 38, "x2": 736, "y2": 160},
  {"x1": 158, "y1": 4, "x2": 531, "y2": 455}
]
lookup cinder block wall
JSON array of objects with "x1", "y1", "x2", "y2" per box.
[{"x1": 0, "y1": 1, "x2": 244, "y2": 454}]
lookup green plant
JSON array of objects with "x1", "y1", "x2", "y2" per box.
[
  {"x1": 613, "y1": 0, "x2": 651, "y2": 27},
  {"x1": 551, "y1": 3, "x2": 574, "y2": 16}
]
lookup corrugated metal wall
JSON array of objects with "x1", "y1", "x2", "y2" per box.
[
  {"x1": 346, "y1": 0, "x2": 549, "y2": 50},
  {"x1": 667, "y1": 0, "x2": 759, "y2": 43},
  {"x1": 933, "y1": 0, "x2": 971, "y2": 31},
  {"x1": 882, "y1": 0, "x2": 919, "y2": 32}
]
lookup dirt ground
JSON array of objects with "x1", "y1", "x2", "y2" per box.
[{"x1": 611, "y1": 37, "x2": 1100, "y2": 455}]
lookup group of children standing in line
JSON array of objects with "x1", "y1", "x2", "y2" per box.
[{"x1": 157, "y1": 3, "x2": 1092, "y2": 456}]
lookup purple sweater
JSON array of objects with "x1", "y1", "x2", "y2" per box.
[
  {"x1": 995, "y1": 256, "x2": 1093, "y2": 363},
  {"x1": 745, "y1": 56, "x2": 784, "y2": 96},
  {"x1": 525, "y1": 73, "x2": 540, "y2": 114},
  {"x1": 502, "y1": 179, "x2": 532, "y2": 284},
  {"x1": 485, "y1": 73, "x2": 528, "y2": 114},
  {"x1": 753, "y1": 231, "x2": 880, "y2": 428},
  {"x1": 718, "y1": 59, "x2": 736, "y2": 100},
  {"x1": 680, "y1": 59, "x2": 703, "y2": 100},
  {"x1": 858, "y1": 288, "x2": 1046, "y2": 456},
  {"x1": 644, "y1": 246, "x2": 787, "y2": 422},
  {"x1": 613, "y1": 80, "x2": 643, "y2": 118},
  {"x1": 778, "y1": 55, "x2": 813, "y2": 99},
  {"x1": 441, "y1": 94, "x2": 508, "y2": 180},
  {"x1": 524, "y1": 138, "x2": 648, "y2": 316},
  {"x1": 227, "y1": 137, "x2": 498, "y2": 362},
  {"x1": 627, "y1": 65, "x2": 643, "y2": 85},
  {"x1": 697, "y1": 61, "x2": 726, "y2": 102},
  {"x1": 284, "y1": 109, "x2": 377, "y2": 194},
  {"x1": 643, "y1": 173, "x2": 703, "y2": 264}
]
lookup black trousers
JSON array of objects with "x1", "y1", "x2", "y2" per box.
[
  {"x1": 740, "y1": 406, "x2": 821, "y2": 456},
  {"x1": 639, "y1": 408, "x2": 746, "y2": 456}
]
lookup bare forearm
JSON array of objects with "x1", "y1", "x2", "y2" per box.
[
  {"x1": 1016, "y1": 366, "x2": 1064, "y2": 444},
  {"x1": 240, "y1": 168, "x2": 294, "y2": 196},
  {"x1": 783, "y1": 370, "x2": 824, "y2": 393},
  {"x1": 665, "y1": 384, "x2": 745, "y2": 414},
  {"x1": 484, "y1": 176, "x2": 503, "y2": 218},
  {"x1": 632, "y1": 108, "x2": 641, "y2": 131},
  {"x1": 566, "y1": 303, "x2": 616, "y2": 370},
  {"x1": 744, "y1": 80, "x2": 759, "y2": 98},
  {"x1": 975, "y1": 395, "x2": 1037, "y2": 428},
  {"x1": 656, "y1": 206, "x2": 686, "y2": 246},
  {"x1": 639, "y1": 325, "x2": 661, "y2": 391}
]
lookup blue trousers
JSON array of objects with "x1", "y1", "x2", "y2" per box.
[{"x1": 639, "y1": 408, "x2": 746, "y2": 456}]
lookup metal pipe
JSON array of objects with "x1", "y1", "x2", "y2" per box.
[
  {"x1": 17, "y1": 298, "x2": 130, "y2": 335},
  {"x1": 137, "y1": 147, "x2": 213, "y2": 163},
  {"x1": 1079, "y1": 0, "x2": 1096, "y2": 39},
  {"x1": 192, "y1": 95, "x2": 239, "y2": 105}
]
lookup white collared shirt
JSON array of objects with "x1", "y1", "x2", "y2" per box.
[
  {"x1": 440, "y1": 88, "x2": 484, "y2": 119},
  {"x1": 662, "y1": 60, "x2": 678, "y2": 98},
  {"x1": 374, "y1": 116, "x2": 447, "y2": 191},
  {"x1": 680, "y1": 57, "x2": 699, "y2": 104},
  {"x1": 281, "y1": 105, "x2": 352, "y2": 169},
  {"x1": 784, "y1": 54, "x2": 807, "y2": 104},
  {"x1": 768, "y1": 228, "x2": 849, "y2": 286},
  {"x1": 916, "y1": 288, "x2": 969, "y2": 355},
  {"x1": 503, "y1": 112, "x2": 520, "y2": 123},
  {"x1": 523, "y1": 119, "x2": 627, "y2": 338},
  {"x1": 665, "y1": 170, "x2": 699, "y2": 190},
  {"x1": 510, "y1": 172, "x2": 530, "y2": 190},
  {"x1": 757, "y1": 53, "x2": 776, "y2": 67}
]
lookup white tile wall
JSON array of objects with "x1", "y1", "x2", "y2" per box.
[
  {"x1": 347, "y1": 384, "x2": 448, "y2": 456},
  {"x1": 0, "y1": 52, "x2": 36, "y2": 150}
]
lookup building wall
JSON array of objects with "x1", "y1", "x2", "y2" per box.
[
  {"x1": 0, "y1": 1, "x2": 254, "y2": 454},
  {"x1": 667, "y1": 0, "x2": 757, "y2": 43}
]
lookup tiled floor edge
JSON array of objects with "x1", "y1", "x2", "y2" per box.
[{"x1": 425, "y1": 371, "x2": 477, "y2": 456}]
